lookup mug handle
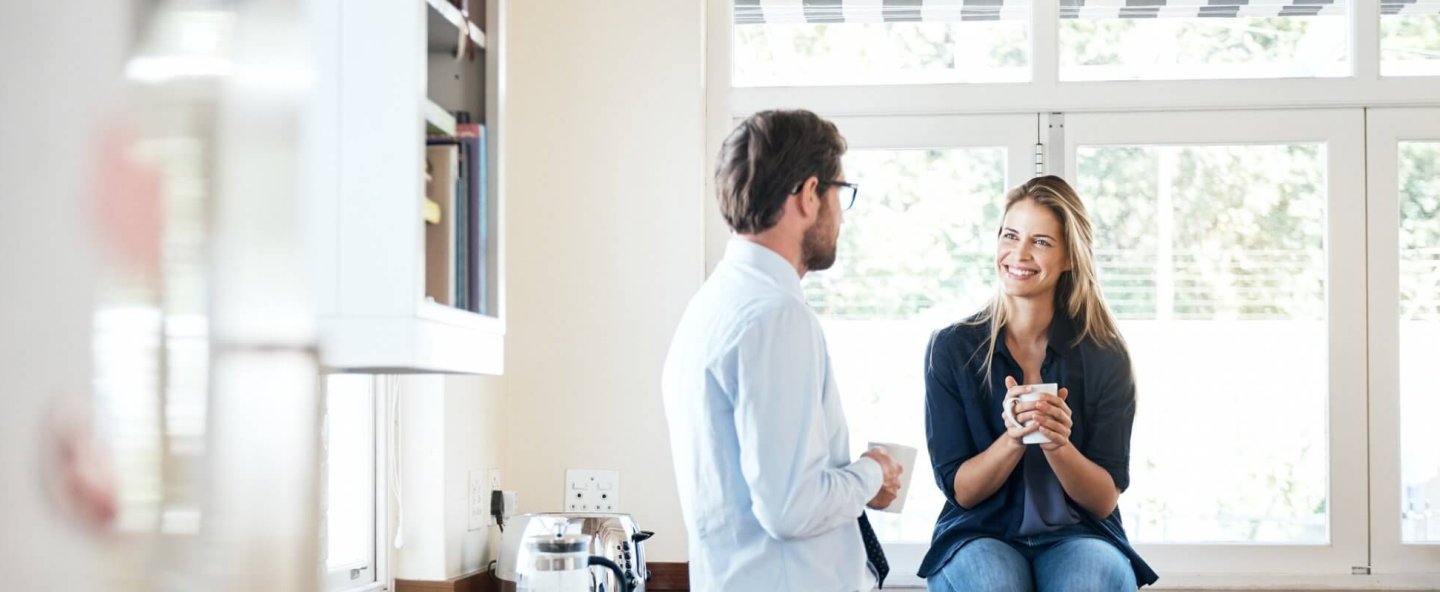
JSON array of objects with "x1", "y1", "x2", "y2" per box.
[{"x1": 1004, "y1": 396, "x2": 1022, "y2": 428}]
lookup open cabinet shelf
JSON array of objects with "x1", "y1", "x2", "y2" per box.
[
  {"x1": 423, "y1": 98, "x2": 456, "y2": 136},
  {"x1": 425, "y1": 0, "x2": 486, "y2": 51},
  {"x1": 315, "y1": 0, "x2": 503, "y2": 375}
]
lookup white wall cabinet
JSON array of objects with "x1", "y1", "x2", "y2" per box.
[{"x1": 312, "y1": 0, "x2": 504, "y2": 375}]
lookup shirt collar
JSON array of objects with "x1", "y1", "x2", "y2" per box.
[
  {"x1": 723, "y1": 238, "x2": 804, "y2": 298},
  {"x1": 994, "y1": 308, "x2": 1078, "y2": 360}
]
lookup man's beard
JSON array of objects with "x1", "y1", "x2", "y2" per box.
[{"x1": 802, "y1": 208, "x2": 837, "y2": 272}]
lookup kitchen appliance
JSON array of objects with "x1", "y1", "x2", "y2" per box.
[
  {"x1": 497, "y1": 513, "x2": 654, "y2": 592},
  {"x1": 514, "y1": 534, "x2": 628, "y2": 592}
]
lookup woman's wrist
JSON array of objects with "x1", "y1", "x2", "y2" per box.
[
  {"x1": 994, "y1": 432, "x2": 1026, "y2": 455},
  {"x1": 1042, "y1": 440, "x2": 1077, "y2": 463}
]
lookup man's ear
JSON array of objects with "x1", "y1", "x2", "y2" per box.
[{"x1": 793, "y1": 175, "x2": 821, "y2": 220}]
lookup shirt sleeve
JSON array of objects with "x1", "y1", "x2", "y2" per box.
[
  {"x1": 924, "y1": 327, "x2": 980, "y2": 507},
  {"x1": 731, "y1": 301, "x2": 882, "y2": 541},
  {"x1": 1083, "y1": 346, "x2": 1137, "y2": 493}
]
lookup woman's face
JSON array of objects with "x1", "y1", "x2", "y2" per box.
[{"x1": 997, "y1": 198, "x2": 1070, "y2": 300}]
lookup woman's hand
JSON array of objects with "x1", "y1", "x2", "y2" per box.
[
  {"x1": 1003, "y1": 376, "x2": 1074, "y2": 451},
  {"x1": 1011, "y1": 381, "x2": 1073, "y2": 451},
  {"x1": 1000, "y1": 376, "x2": 1042, "y2": 443}
]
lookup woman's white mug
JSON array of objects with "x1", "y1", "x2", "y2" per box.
[{"x1": 1006, "y1": 383, "x2": 1057, "y2": 444}]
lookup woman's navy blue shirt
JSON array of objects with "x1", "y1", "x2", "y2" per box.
[{"x1": 918, "y1": 313, "x2": 1159, "y2": 586}]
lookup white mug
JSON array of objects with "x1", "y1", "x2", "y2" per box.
[
  {"x1": 1006, "y1": 383, "x2": 1057, "y2": 445},
  {"x1": 865, "y1": 441, "x2": 917, "y2": 513}
]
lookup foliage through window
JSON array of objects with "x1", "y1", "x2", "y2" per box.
[
  {"x1": 734, "y1": 20, "x2": 1030, "y2": 86},
  {"x1": 1059, "y1": 11, "x2": 1349, "y2": 81},
  {"x1": 1081, "y1": 143, "x2": 1330, "y2": 543},
  {"x1": 1383, "y1": 6, "x2": 1440, "y2": 77},
  {"x1": 1399, "y1": 142, "x2": 1440, "y2": 543},
  {"x1": 804, "y1": 147, "x2": 1008, "y2": 543}
]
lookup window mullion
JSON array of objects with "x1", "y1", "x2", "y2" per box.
[{"x1": 1033, "y1": 0, "x2": 1060, "y2": 89}]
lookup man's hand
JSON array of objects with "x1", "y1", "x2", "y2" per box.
[{"x1": 861, "y1": 447, "x2": 903, "y2": 510}]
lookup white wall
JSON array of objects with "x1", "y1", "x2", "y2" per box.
[
  {"x1": 443, "y1": 374, "x2": 507, "y2": 576},
  {"x1": 503, "y1": 0, "x2": 706, "y2": 563},
  {"x1": 396, "y1": 376, "x2": 446, "y2": 580},
  {"x1": 394, "y1": 374, "x2": 507, "y2": 580}
]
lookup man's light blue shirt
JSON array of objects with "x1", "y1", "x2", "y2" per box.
[{"x1": 662, "y1": 239, "x2": 883, "y2": 592}]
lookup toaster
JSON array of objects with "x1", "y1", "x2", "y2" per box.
[{"x1": 496, "y1": 512, "x2": 654, "y2": 592}]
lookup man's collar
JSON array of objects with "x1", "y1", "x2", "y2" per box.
[{"x1": 723, "y1": 238, "x2": 804, "y2": 298}]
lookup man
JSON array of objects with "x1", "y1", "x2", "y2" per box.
[{"x1": 662, "y1": 109, "x2": 903, "y2": 592}]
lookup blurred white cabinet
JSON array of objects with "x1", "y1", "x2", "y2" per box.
[{"x1": 310, "y1": 0, "x2": 504, "y2": 374}]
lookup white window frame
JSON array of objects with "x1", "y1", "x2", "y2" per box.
[
  {"x1": 324, "y1": 376, "x2": 392, "y2": 592},
  {"x1": 1061, "y1": 109, "x2": 1369, "y2": 586},
  {"x1": 1366, "y1": 107, "x2": 1440, "y2": 577},
  {"x1": 719, "y1": 0, "x2": 1440, "y2": 118}
]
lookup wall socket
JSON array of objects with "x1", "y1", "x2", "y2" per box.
[
  {"x1": 468, "y1": 468, "x2": 502, "y2": 531},
  {"x1": 487, "y1": 469, "x2": 501, "y2": 526},
  {"x1": 564, "y1": 469, "x2": 619, "y2": 513}
]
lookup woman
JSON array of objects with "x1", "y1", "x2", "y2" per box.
[{"x1": 920, "y1": 176, "x2": 1158, "y2": 591}]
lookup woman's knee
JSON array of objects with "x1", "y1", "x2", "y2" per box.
[
  {"x1": 929, "y1": 538, "x2": 1033, "y2": 592},
  {"x1": 1034, "y1": 538, "x2": 1135, "y2": 592}
]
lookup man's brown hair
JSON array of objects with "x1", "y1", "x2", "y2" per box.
[{"x1": 714, "y1": 109, "x2": 846, "y2": 234}]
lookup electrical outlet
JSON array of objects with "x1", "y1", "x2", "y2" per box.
[
  {"x1": 487, "y1": 469, "x2": 501, "y2": 526},
  {"x1": 564, "y1": 469, "x2": 619, "y2": 513},
  {"x1": 467, "y1": 470, "x2": 486, "y2": 531}
]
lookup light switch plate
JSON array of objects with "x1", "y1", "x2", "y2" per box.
[{"x1": 564, "y1": 469, "x2": 619, "y2": 512}]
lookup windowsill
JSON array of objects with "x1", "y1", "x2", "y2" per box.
[
  {"x1": 1142, "y1": 573, "x2": 1440, "y2": 590},
  {"x1": 333, "y1": 582, "x2": 386, "y2": 592}
]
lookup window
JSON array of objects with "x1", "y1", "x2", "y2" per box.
[
  {"x1": 1367, "y1": 108, "x2": 1440, "y2": 577},
  {"x1": 1398, "y1": 141, "x2": 1440, "y2": 544},
  {"x1": 1383, "y1": 4, "x2": 1440, "y2": 77},
  {"x1": 1062, "y1": 110, "x2": 1369, "y2": 577},
  {"x1": 1059, "y1": 1, "x2": 1349, "y2": 81},
  {"x1": 788, "y1": 110, "x2": 1377, "y2": 582},
  {"x1": 809, "y1": 147, "x2": 1007, "y2": 544},
  {"x1": 1079, "y1": 142, "x2": 1330, "y2": 543},
  {"x1": 791, "y1": 115, "x2": 1035, "y2": 585},
  {"x1": 732, "y1": 1, "x2": 1031, "y2": 86},
  {"x1": 325, "y1": 375, "x2": 380, "y2": 591}
]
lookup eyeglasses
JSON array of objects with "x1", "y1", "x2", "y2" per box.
[
  {"x1": 820, "y1": 180, "x2": 859, "y2": 211},
  {"x1": 792, "y1": 179, "x2": 860, "y2": 211}
]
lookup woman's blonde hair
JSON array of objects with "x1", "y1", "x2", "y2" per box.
[{"x1": 968, "y1": 175, "x2": 1125, "y2": 387}]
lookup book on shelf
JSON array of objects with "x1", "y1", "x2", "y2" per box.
[
  {"x1": 457, "y1": 122, "x2": 488, "y2": 317},
  {"x1": 424, "y1": 144, "x2": 459, "y2": 307},
  {"x1": 428, "y1": 137, "x2": 467, "y2": 311},
  {"x1": 427, "y1": 119, "x2": 489, "y2": 316}
]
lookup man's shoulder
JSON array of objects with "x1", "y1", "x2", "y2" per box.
[
  {"x1": 700, "y1": 269, "x2": 814, "y2": 326},
  {"x1": 681, "y1": 276, "x2": 818, "y2": 347},
  {"x1": 733, "y1": 293, "x2": 819, "y2": 340}
]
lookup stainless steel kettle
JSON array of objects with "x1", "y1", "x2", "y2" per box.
[
  {"x1": 497, "y1": 513, "x2": 653, "y2": 592},
  {"x1": 515, "y1": 534, "x2": 629, "y2": 592}
]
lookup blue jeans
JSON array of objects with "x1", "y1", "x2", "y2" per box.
[{"x1": 926, "y1": 534, "x2": 1137, "y2": 592}]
